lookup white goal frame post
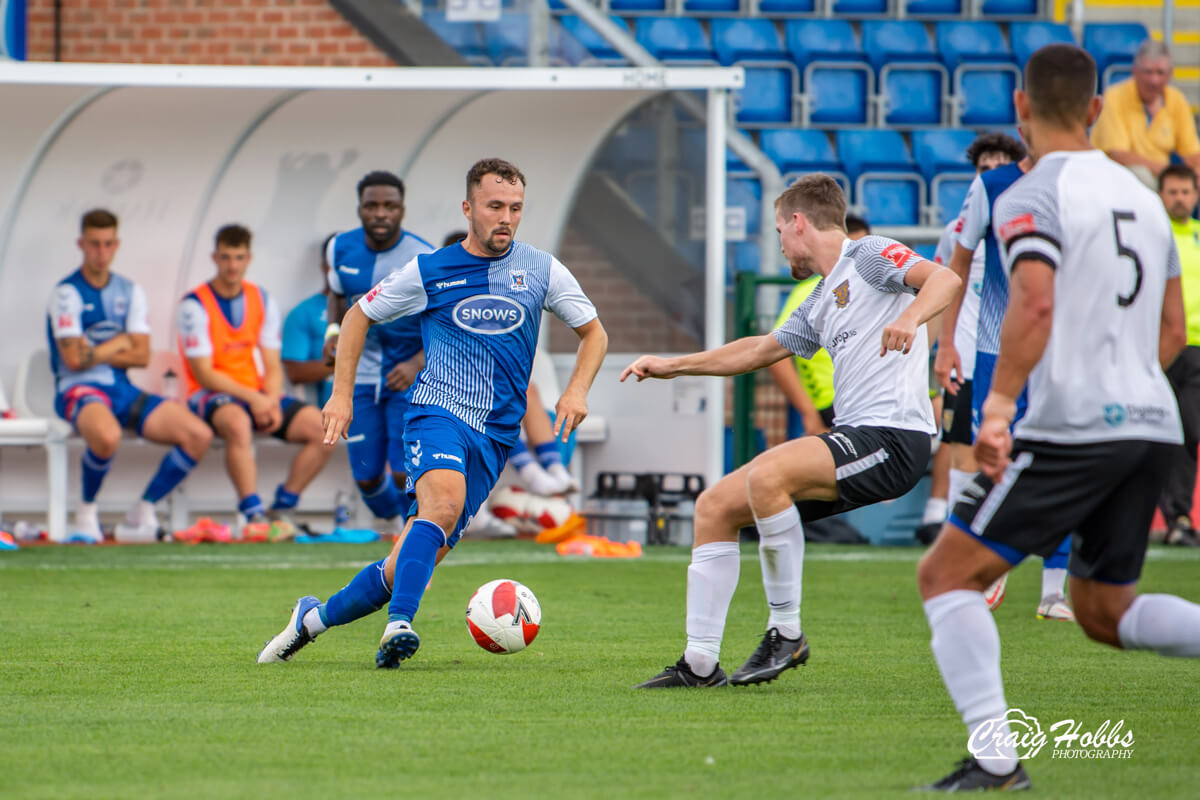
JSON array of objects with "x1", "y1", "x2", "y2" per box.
[{"x1": 0, "y1": 63, "x2": 742, "y2": 488}]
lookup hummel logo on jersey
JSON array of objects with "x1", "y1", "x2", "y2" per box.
[
  {"x1": 833, "y1": 280, "x2": 850, "y2": 308},
  {"x1": 436, "y1": 278, "x2": 468, "y2": 290},
  {"x1": 432, "y1": 453, "x2": 464, "y2": 464},
  {"x1": 338, "y1": 265, "x2": 360, "y2": 275},
  {"x1": 409, "y1": 441, "x2": 422, "y2": 467},
  {"x1": 83, "y1": 303, "x2": 95, "y2": 312}
]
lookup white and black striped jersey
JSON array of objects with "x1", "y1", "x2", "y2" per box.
[
  {"x1": 992, "y1": 150, "x2": 1182, "y2": 445},
  {"x1": 773, "y1": 235, "x2": 937, "y2": 434}
]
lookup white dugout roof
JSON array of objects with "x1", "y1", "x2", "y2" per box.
[{"x1": 0, "y1": 62, "x2": 742, "y2": 484}]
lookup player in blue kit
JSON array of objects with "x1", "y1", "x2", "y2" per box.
[
  {"x1": 48, "y1": 209, "x2": 212, "y2": 543},
  {"x1": 257, "y1": 159, "x2": 608, "y2": 667},
  {"x1": 935, "y1": 141, "x2": 1074, "y2": 620},
  {"x1": 322, "y1": 171, "x2": 435, "y2": 533}
]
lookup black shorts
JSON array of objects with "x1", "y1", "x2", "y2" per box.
[
  {"x1": 192, "y1": 392, "x2": 309, "y2": 442},
  {"x1": 797, "y1": 425, "x2": 931, "y2": 522},
  {"x1": 940, "y1": 380, "x2": 974, "y2": 446},
  {"x1": 949, "y1": 438, "x2": 1175, "y2": 585}
]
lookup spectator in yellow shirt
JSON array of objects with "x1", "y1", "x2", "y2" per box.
[{"x1": 1091, "y1": 40, "x2": 1200, "y2": 186}]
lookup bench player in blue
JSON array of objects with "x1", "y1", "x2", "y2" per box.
[
  {"x1": 322, "y1": 171, "x2": 434, "y2": 533},
  {"x1": 257, "y1": 158, "x2": 608, "y2": 667},
  {"x1": 937, "y1": 133, "x2": 1074, "y2": 621},
  {"x1": 48, "y1": 209, "x2": 212, "y2": 543}
]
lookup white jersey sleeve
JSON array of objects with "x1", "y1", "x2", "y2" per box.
[
  {"x1": 933, "y1": 220, "x2": 958, "y2": 265},
  {"x1": 48, "y1": 284, "x2": 84, "y2": 339},
  {"x1": 325, "y1": 236, "x2": 345, "y2": 296},
  {"x1": 544, "y1": 258, "x2": 598, "y2": 328},
  {"x1": 126, "y1": 283, "x2": 152, "y2": 335},
  {"x1": 772, "y1": 289, "x2": 822, "y2": 358},
  {"x1": 1168, "y1": 238, "x2": 1182, "y2": 279},
  {"x1": 358, "y1": 256, "x2": 428, "y2": 323},
  {"x1": 177, "y1": 297, "x2": 213, "y2": 357},
  {"x1": 956, "y1": 174, "x2": 990, "y2": 251},
  {"x1": 993, "y1": 181, "x2": 1064, "y2": 274},
  {"x1": 259, "y1": 290, "x2": 283, "y2": 351},
  {"x1": 849, "y1": 236, "x2": 924, "y2": 294}
]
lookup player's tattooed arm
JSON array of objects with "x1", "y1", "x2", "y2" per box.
[{"x1": 57, "y1": 335, "x2": 132, "y2": 371}]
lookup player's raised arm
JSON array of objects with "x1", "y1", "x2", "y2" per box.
[{"x1": 621, "y1": 334, "x2": 791, "y2": 382}]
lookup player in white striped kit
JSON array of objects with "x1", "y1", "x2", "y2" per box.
[
  {"x1": 917, "y1": 43, "x2": 1200, "y2": 792},
  {"x1": 624, "y1": 175, "x2": 961, "y2": 689}
]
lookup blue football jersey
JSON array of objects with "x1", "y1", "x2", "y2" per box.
[
  {"x1": 46, "y1": 269, "x2": 150, "y2": 392},
  {"x1": 967, "y1": 162, "x2": 1024, "y2": 356},
  {"x1": 358, "y1": 241, "x2": 597, "y2": 444},
  {"x1": 327, "y1": 228, "x2": 435, "y2": 386}
]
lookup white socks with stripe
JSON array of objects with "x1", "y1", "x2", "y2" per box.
[
  {"x1": 1117, "y1": 594, "x2": 1200, "y2": 657},
  {"x1": 755, "y1": 505, "x2": 805, "y2": 639},
  {"x1": 682, "y1": 541, "x2": 741, "y2": 677},
  {"x1": 924, "y1": 589, "x2": 1017, "y2": 776}
]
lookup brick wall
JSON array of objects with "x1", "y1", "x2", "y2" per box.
[
  {"x1": 24, "y1": 0, "x2": 393, "y2": 66},
  {"x1": 550, "y1": 230, "x2": 702, "y2": 355}
]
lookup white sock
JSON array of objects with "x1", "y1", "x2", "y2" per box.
[
  {"x1": 922, "y1": 497, "x2": 949, "y2": 526},
  {"x1": 683, "y1": 541, "x2": 741, "y2": 677},
  {"x1": 545, "y1": 462, "x2": 579, "y2": 491},
  {"x1": 924, "y1": 590, "x2": 1017, "y2": 776},
  {"x1": 517, "y1": 462, "x2": 567, "y2": 496},
  {"x1": 1117, "y1": 594, "x2": 1200, "y2": 657},
  {"x1": 1040, "y1": 567, "x2": 1067, "y2": 600},
  {"x1": 755, "y1": 505, "x2": 805, "y2": 639},
  {"x1": 947, "y1": 469, "x2": 972, "y2": 510},
  {"x1": 302, "y1": 607, "x2": 327, "y2": 636}
]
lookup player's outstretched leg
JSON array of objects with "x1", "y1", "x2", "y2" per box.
[
  {"x1": 633, "y1": 658, "x2": 729, "y2": 689},
  {"x1": 376, "y1": 518, "x2": 446, "y2": 668},
  {"x1": 258, "y1": 596, "x2": 323, "y2": 663}
]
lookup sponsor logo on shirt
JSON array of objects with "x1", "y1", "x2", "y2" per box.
[
  {"x1": 828, "y1": 329, "x2": 857, "y2": 350},
  {"x1": 365, "y1": 286, "x2": 381, "y2": 304},
  {"x1": 832, "y1": 280, "x2": 851, "y2": 308},
  {"x1": 338, "y1": 265, "x2": 360, "y2": 275},
  {"x1": 57, "y1": 314, "x2": 73, "y2": 330},
  {"x1": 998, "y1": 213, "x2": 1036, "y2": 242},
  {"x1": 1104, "y1": 403, "x2": 1169, "y2": 427},
  {"x1": 452, "y1": 295, "x2": 526, "y2": 335},
  {"x1": 436, "y1": 278, "x2": 468, "y2": 291},
  {"x1": 881, "y1": 243, "x2": 918, "y2": 268},
  {"x1": 432, "y1": 452, "x2": 464, "y2": 464}
]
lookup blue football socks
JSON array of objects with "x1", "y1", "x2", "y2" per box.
[
  {"x1": 321, "y1": 559, "x2": 391, "y2": 627},
  {"x1": 360, "y1": 476, "x2": 405, "y2": 520},
  {"x1": 272, "y1": 485, "x2": 300, "y2": 511},
  {"x1": 387, "y1": 518, "x2": 446, "y2": 622},
  {"x1": 535, "y1": 441, "x2": 563, "y2": 469},
  {"x1": 81, "y1": 448, "x2": 113, "y2": 503},
  {"x1": 142, "y1": 446, "x2": 197, "y2": 503},
  {"x1": 239, "y1": 493, "x2": 266, "y2": 519}
]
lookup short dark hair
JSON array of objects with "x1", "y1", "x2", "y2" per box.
[
  {"x1": 357, "y1": 170, "x2": 405, "y2": 201},
  {"x1": 844, "y1": 214, "x2": 870, "y2": 236},
  {"x1": 965, "y1": 132, "x2": 1026, "y2": 168},
  {"x1": 466, "y1": 158, "x2": 526, "y2": 200},
  {"x1": 1024, "y1": 43, "x2": 1097, "y2": 129},
  {"x1": 442, "y1": 230, "x2": 468, "y2": 247},
  {"x1": 1159, "y1": 164, "x2": 1198, "y2": 192},
  {"x1": 80, "y1": 208, "x2": 118, "y2": 232},
  {"x1": 776, "y1": 174, "x2": 847, "y2": 232},
  {"x1": 215, "y1": 224, "x2": 252, "y2": 250}
]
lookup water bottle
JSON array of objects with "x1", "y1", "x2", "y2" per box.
[
  {"x1": 334, "y1": 490, "x2": 354, "y2": 529},
  {"x1": 162, "y1": 368, "x2": 179, "y2": 400}
]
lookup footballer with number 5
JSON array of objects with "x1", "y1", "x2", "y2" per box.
[
  {"x1": 258, "y1": 158, "x2": 607, "y2": 669},
  {"x1": 622, "y1": 174, "x2": 961, "y2": 689}
]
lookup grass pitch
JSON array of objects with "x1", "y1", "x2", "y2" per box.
[{"x1": 2, "y1": 542, "x2": 1198, "y2": 799}]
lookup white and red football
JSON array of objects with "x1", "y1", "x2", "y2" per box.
[{"x1": 465, "y1": 579, "x2": 542, "y2": 655}]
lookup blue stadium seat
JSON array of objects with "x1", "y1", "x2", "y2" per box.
[
  {"x1": 727, "y1": 178, "x2": 763, "y2": 235},
  {"x1": 906, "y1": 0, "x2": 963, "y2": 15},
  {"x1": 712, "y1": 19, "x2": 787, "y2": 65},
  {"x1": 559, "y1": 15, "x2": 633, "y2": 64},
  {"x1": 861, "y1": 21, "x2": 936, "y2": 72},
  {"x1": 980, "y1": 0, "x2": 1038, "y2": 15},
  {"x1": 835, "y1": 130, "x2": 914, "y2": 179},
  {"x1": 424, "y1": 16, "x2": 491, "y2": 66},
  {"x1": 635, "y1": 17, "x2": 715, "y2": 63},
  {"x1": 760, "y1": 130, "x2": 841, "y2": 174},
  {"x1": 806, "y1": 67, "x2": 871, "y2": 125},
  {"x1": 679, "y1": 126, "x2": 754, "y2": 175},
  {"x1": 859, "y1": 178, "x2": 924, "y2": 225},
  {"x1": 932, "y1": 173, "x2": 973, "y2": 226},
  {"x1": 683, "y1": 0, "x2": 741, "y2": 12},
  {"x1": 784, "y1": 19, "x2": 863, "y2": 65},
  {"x1": 880, "y1": 68, "x2": 944, "y2": 126},
  {"x1": 758, "y1": 0, "x2": 817, "y2": 14},
  {"x1": 737, "y1": 66, "x2": 797, "y2": 125},
  {"x1": 485, "y1": 14, "x2": 590, "y2": 65},
  {"x1": 1009, "y1": 21, "x2": 1075, "y2": 69},
  {"x1": 1104, "y1": 65, "x2": 1133, "y2": 88},
  {"x1": 609, "y1": 0, "x2": 669, "y2": 12},
  {"x1": 958, "y1": 70, "x2": 1018, "y2": 126},
  {"x1": 911, "y1": 129, "x2": 977, "y2": 182},
  {"x1": 1083, "y1": 23, "x2": 1149, "y2": 83},
  {"x1": 935, "y1": 22, "x2": 1014, "y2": 72},
  {"x1": 832, "y1": 0, "x2": 889, "y2": 14},
  {"x1": 731, "y1": 241, "x2": 761, "y2": 274}
]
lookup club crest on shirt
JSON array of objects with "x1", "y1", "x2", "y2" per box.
[
  {"x1": 510, "y1": 270, "x2": 528, "y2": 292},
  {"x1": 832, "y1": 280, "x2": 851, "y2": 308}
]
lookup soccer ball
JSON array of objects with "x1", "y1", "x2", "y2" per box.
[
  {"x1": 465, "y1": 579, "x2": 542, "y2": 655},
  {"x1": 526, "y1": 494, "x2": 573, "y2": 530},
  {"x1": 489, "y1": 485, "x2": 531, "y2": 523}
]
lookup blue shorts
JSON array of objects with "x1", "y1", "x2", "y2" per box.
[
  {"x1": 346, "y1": 382, "x2": 411, "y2": 482},
  {"x1": 56, "y1": 381, "x2": 163, "y2": 436},
  {"x1": 187, "y1": 390, "x2": 307, "y2": 441},
  {"x1": 970, "y1": 351, "x2": 1028, "y2": 437},
  {"x1": 403, "y1": 406, "x2": 512, "y2": 547}
]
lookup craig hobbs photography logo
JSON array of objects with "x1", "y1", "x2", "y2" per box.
[{"x1": 969, "y1": 708, "x2": 1135, "y2": 761}]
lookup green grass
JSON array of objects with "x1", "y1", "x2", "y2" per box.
[{"x1": 2, "y1": 542, "x2": 1199, "y2": 799}]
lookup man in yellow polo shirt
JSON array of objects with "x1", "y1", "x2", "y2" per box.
[
  {"x1": 1158, "y1": 165, "x2": 1200, "y2": 546},
  {"x1": 1091, "y1": 41, "x2": 1200, "y2": 186}
]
